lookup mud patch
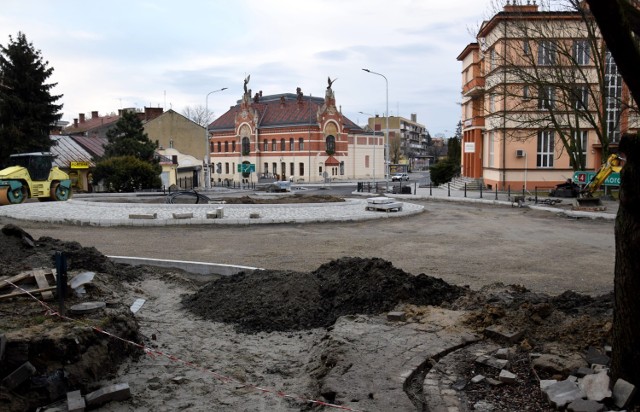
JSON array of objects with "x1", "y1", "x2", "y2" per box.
[{"x1": 182, "y1": 257, "x2": 465, "y2": 333}]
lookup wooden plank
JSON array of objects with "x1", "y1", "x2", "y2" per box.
[
  {"x1": 34, "y1": 271, "x2": 53, "y2": 301},
  {"x1": 0, "y1": 285, "x2": 57, "y2": 301},
  {"x1": 0, "y1": 271, "x2": 36, "y2": 290}
]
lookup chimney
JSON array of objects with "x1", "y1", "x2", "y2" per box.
[
  {"x1": 504, "y1": 0, "x2": 538, "y2": 12},
  {"x1": 91, "y1": 111, "x2": 99, "y2": 119},
  {"x1": 411, "y1": 113, "x2": 417, "y2": 122},
  {"x1": 73, "y1": 118, "x2": 78, "y2": 128},
  {"x1": 79, "y1": 113, "x2": 85, "y2": 123}
]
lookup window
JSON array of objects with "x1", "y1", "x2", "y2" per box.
[
  {"x1": 605, "y1": 50, "x2": 622, "y2": 142},
  {"x1": 225, "y1": 162, "x2": 229, "y2": 174},
  {"x1": 365, "y1": 155, "x2": 370, "y2": 168},
  {"x1": 232, "y1": 141, "x2": 236, "y2": 152},
  {"x1": 224, "y1": 141, "x2": 229, "y2": 152},
  {"x1": 263, "y1": 140, "x2": 268, "y2": 152},
  {"x1": 571, "y1": 130, "x2": 588, "y2": 167},
  {"x1": 523, "y1": 40, "x2": 530, "y2": 55},
  {"x1": 290, "y1": 162, "x2": 294, "y2": 177},
  {"x1": 272, "y1": 139, "x2": 277, "y2": 151},
  {"x1": 264, "y1": 162, "x2": 268, "y2": 174},
  {"x1": 280, "y1": 139, "x2": 286, "y2": 151},
  {"x1": 241, "y1": 137, "x2": 250, "y2": 156},
  {"x1": 325, "y1": 135, "x2": 336, "y2": 155},
  {"x1": 217, "y1": 141, "x2": 221, "y2": 153},
  {"x1": 299, "y1": 138, "x2": 304, "y2": 151},
  {"x1": 537, "y1": 130, "x2": 554, "y2": 168},
  {"x1": 538, "y1": 85, "x2": 555, "y2": 109},
  {"x1": 571, "y1": 85, "x2": 589, "y2": 110},
  {"x1": 573, "y1": 40, "x2": 590, "y2": 65},
  {"x1": 488, "y1": 131, "x2": 495, "y2": 167},
  {"x1": 289, "y1": 138, "x2": 294, "y2": 151},
  {"x1": 489, "y1": 94, "x2": 496, "y2": 112},
  {"x1": 538, "y1": 40, "x2": 557, "y2": 65},
  {"x1": 523, "y1": 85, "x2": 530, "y2": 101},
  {"x1": 272, "y1": 162, "x2": 277, "y2": 177},
  {"x1": 489, "y1": 48, "x2": 496, "y2": 71},
  {"x1": 299, "y1": 162, "x2": 304, "y2": 176}
]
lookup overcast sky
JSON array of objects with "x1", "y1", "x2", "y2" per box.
[{"x1": 2, "y1": 0, "x2": 494, "y2": 136}]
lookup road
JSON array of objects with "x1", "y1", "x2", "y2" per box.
[{"x1": 2, "y1": 199, "x2": 615, "y2": 296}]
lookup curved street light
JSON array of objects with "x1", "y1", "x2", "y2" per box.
[
  {"x1": 362, "y1": 69, "x2": 389, "y2": 183},
  {"x1": 204, "y1": 87, "x2": 228, "y2": 190}
]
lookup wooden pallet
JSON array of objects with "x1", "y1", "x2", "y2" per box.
[{"x1": 0, "y1": 268, "x2": 57, "y2": 301}]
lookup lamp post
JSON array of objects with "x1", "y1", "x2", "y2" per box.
[
  {"x1": 359, "y1": 111, "x2": 377, "y2": 184},
  {"x1": 362, "y1": 68, "x2": 389, "y2": 184},
  {"x1": 204, "y1": 87, "x2": 228, "y2": 190}
]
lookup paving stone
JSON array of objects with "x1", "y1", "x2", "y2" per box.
[
  {"x1": 1, "y1": 361, "x2": 36, "y2": 390},
  {"x1": 386, "y1": 311, "x2": 406, "y2": 322},
  {"x1": 485, "y1": 377, "x2": 503, "y2": 387},
  {"x1": 579, "y1": 371, "x2": 611, "y2": 401},
  {"x1": 69, "y1": 301, "x2": 106, "y2": 314},
  {"x1": 172, "y1": 212, "x2": 193, "y2": 219},
  {"x1": 128, "y1": 213, "x2": 157, "y2": 219},
  {"x1": 540, "y1": 379, "x2": 558, "y2": 390},
  {"x1": 85, "y1": 382, "x2": 131, "y2": 407},
  {"x1": 498, "y1": 369, "x2": 517, "y2": 384},
  {"x1": 567, "y1": 398, "x2": 606, "y2": 412},
  {"x1": 67, "y1": 389, "x2": 86, "y2": 412},
  {"x1": 470, "y1": 374, "x2": 485, "y2": 384},
  {"x1": 532, "y1": 353, "x2": 588, "y2": 375},
  {"x1": 475, "y1": 354, "x2": 509, "y2": 370},
  {"x1": 483, "y1": 325, "x2": 524, "y2": 343},
  {"x1": 585, "y1": 346, "x2": 610, "y2": 367},
  {"x1": 495, "y1": 348, "x2": 512, "y2": 360},
  {"x1": 613, "y1": 378, "x2": 636, "y2": 409},
  {"x1": 543, "y1": 379, "x2": 582, "y2": 409}
]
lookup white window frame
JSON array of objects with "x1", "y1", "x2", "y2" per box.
[
  {"x1": 537, "y1": 130, "x2": 555, "y2": 168},
  {"x1": 538, "y1": 40, "x2": 557, "y2": 66},
  {"x1": 573, "y1": 40, "x2": 590, "y2": 65}
]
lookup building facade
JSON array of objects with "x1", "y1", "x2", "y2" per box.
[
  {"x1": 208, "y1": 80, "x2": 385, "y2": 184},
  {"x1": 365, "y1": 114, "x2": 430, "y2": 171},
  {"x1": 458, "y1": 1, "x2": 638, "y2": 191}
]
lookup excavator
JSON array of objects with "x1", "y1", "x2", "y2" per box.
[
  {"x1": 575, "y1": 153, "x2": 624, "y2": 208},
  {"x1": 0, "y1": 152, "x2": 72, "y2": 205}
]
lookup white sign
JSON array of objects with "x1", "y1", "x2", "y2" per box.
[{"x1": 464, "y1": 142, "x2": 476, "y2": 153}]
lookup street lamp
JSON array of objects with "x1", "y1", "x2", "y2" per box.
[
  {"x1": 204, "y1": 87, "x2": 228, "y2": 190},
  {"x1": 362, "y1": 68, "x2": 389, "y2": 183},
  {"x1": 359, "y1": 111, "x2": 378, "y2": 183}
]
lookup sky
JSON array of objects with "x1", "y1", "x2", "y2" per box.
[{"x1": 1, "y1": 0, "x2": 495, "y2": 137}]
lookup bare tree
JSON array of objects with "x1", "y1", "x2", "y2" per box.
[
  {"x1": 484, "y1": 0, "x2": 636, "y2": 170},
  {"x1": 389, "y1": 133, "x2": 403, "y2": 165},
  {"x1": 183, "y1": 104, "x2": 215, "y2": 127}
]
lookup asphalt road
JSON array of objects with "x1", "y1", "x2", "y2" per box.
[{"x1": 2, "y1": 199, "x2": 615, "y2": 296}]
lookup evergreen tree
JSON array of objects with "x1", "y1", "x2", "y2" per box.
[
  {"x1": 0, "y1": 32, "x2": 63, "y2": 167},
  {"x1": 103, "y1": 110, "x2": 157, "y2": 161}
]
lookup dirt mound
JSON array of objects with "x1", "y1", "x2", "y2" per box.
[{"x1": 182, "y1": 256, "x2": 465, "y2": 333}]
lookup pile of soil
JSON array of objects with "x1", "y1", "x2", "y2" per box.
[{"x1": 182, "y1": 257, "x2": 465, "y2": 333}]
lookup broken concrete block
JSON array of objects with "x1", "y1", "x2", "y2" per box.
[
  {"x1": 1, "y1": 361, "x2": 36, "y2": 390},
  {"x1": 532, "y1": 353, "x2": 588, "y2": 375},
  {"x1": 128, "y1": 213, "x2": 157, "y2": 219},
  {"x1": 386, "y1": 311, "x2": 406, "y2": 322},
  {"x1": 498, "y1": 369, "x2": 517, "y2": 384},
  {"x1": 130, "y1": 298, "x2": 146, "y2": 314},
  {"x1": 475, "y1": 354, "x2": 509, "y2": 370},
  {"x1": 485, "y1": 377, "x2": 503, "y2": 386},
  {"x1": 85, "y1": 382, "x2": 131, "y2": 407},
  {"x1": 576, "y1": 367, "x2": 595, "y2": 377},
  {"x1": 566, "y1": 398, "x2": 606, "y2": 412},
  {"x1": 172, "y1": 212, "x2": 193, "y2": 219},
  {"x1": 579, "y1": 370, "x2": 611, "y2": 401},
  {"x1": 613, "y1": 378, "x2": 636, "y2": 408},
  {"x1": 484, "y1": 325, "x2": 524, "y2": 343},
  {"x1": 543, "y1": 379, "x2": 582, "y2": 409},
  {"x1": 67, "y1": 389, "x2": 86, "y2": 412}
]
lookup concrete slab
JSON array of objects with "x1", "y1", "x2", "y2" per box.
[{"x1": 85, "y1": 382, "x2": 131, "y2": 407}]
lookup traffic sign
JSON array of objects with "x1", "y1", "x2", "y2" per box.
[
  {"x1": 573, "y1": 171, "x2": 620, "y2": 186},
  {"x1": 237, "y1": 163, "x2": 255, "y2": 173}
]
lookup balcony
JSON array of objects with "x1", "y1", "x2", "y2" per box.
[
  {"x1": 462, "y1": 116, "x2": 485, "y2": 128},
  {"x1": 462, "y1": 77, "x2": 485, "y2": 98}
]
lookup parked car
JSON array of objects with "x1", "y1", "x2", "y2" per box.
[{"x1": 391, "y1": 173, "x2": 409, "y2": 181}]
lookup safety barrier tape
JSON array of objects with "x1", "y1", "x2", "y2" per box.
[{"x1": 2, "y1": 279, "x2": 364, "y2": 411}]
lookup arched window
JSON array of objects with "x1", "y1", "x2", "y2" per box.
[
  {"x1": 224, "y1": 141, "x2": 229, "y2": 152},
  {"x1": 242, "y1": 137, "x2": 250, "y2": 156},
  {"x1": 280, "y1": 138, "x2": 286, "y2": 151},
  {"x1": 325, "y1": 135, "x2": 336, "y2": 155},
  {"x1": 232, "y1": 141, "x2": 236, "y2": 152}
]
